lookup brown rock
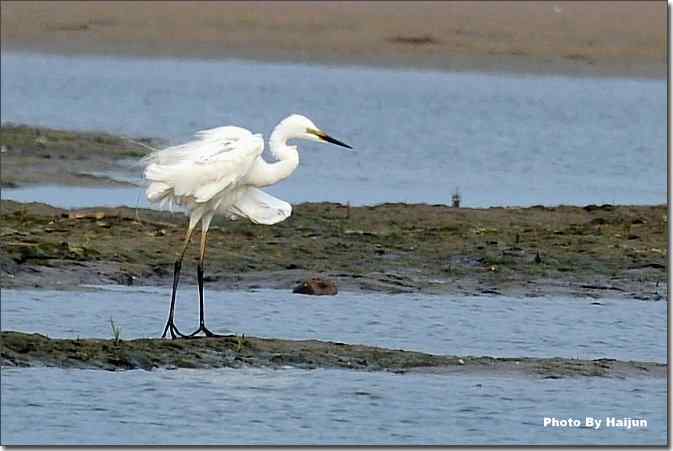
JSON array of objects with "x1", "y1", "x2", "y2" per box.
[{"x1": 293, "y1": 277, "x2": 337, "y2": 296}]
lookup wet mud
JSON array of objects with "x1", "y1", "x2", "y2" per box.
[{"x1": 1, "y1": 331, "x2": 665, "y2": 378}]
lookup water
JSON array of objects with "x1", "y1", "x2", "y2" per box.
[
  {"x1": 1, "y1": 52, "x2": 666, "y2": 207},
  {"x1": 1, "y1": 287, "x2": 666, "y2": 362},
  {"x1": 1, "y1": 185, "x2": 152, "y2": 210},
  {"x1": 1, "y1": 287, "x2": 667, "y2": 444},
  {"x1": 1, "y1": 367, "x2": 666, "y2": 445}
]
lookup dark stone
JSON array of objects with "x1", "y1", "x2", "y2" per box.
[{"x1": 293, "y1": 277, "x2": 337, "y2": 296}]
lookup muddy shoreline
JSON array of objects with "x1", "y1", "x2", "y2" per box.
[
  {"x1": 0, "y1": 199, "x2": 666, "y2": 300},
  {"x1": 0, "y1": 331, "x2": 665, "y2": 378}
]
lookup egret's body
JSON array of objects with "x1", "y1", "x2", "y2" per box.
[{"x1": 143, "y1": 114, "x2": 351, "y2": 338}]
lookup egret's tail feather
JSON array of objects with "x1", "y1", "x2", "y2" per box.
[{"x1": 224, "y1": 187, "x2": 292, "y2": 225}]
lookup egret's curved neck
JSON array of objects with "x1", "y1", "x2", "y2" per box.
[{"x1": 261, "y1": 123, "x2": 299, "y2": 185}]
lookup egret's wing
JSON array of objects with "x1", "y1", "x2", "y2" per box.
[
  {"x1": 144, "y1": 126, "x2": 264, "y2": 204},
  {"x1": 225, "y1": 187, "x2": 292, "y2": 225},
  {"x1": 143, "y1": 126, "x2": 256, "y2": 166}
]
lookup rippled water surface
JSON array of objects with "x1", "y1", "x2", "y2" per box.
[
  {"x1": 1, "y1": 287, "x2": 667, "y2": 362},
  {"x1": 1, "y1": 366, "x2": 666, "y2": 445},
  {"x1": 1, "y1": 53, "x2": 666, "y2": 207}
]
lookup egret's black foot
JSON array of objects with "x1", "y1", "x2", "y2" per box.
[
  {"x1": 187, "y1": 324, "x2": 223, "y2": 338},
  {"x1": 161, "y1": 319, "x2": 187, "y2": 339}
]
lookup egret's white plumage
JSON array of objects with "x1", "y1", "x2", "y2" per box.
[
  {"x1": 143, "y1": 114, "x2": 351, "y2": 338},
  {"x1": 144, "y1": 125, "x2": 280, "y2": 223}
]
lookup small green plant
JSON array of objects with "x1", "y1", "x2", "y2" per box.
[
  {"x1": 235, "y1": 334, "x2": 246, "y2": 353},
  {"x1": 109, "y1": 318, "x2": 122, "y2": 344}
]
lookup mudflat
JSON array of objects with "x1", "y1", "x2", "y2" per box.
[
  {"x1": 0, "y1": 125, "x2": 158, "y2": 188},
  {"x1": 0, "y1": 1, "x2": 666, "y2": 78},
  {"x1": 0, "y1": 331, "x2": 665, "y2": 378},
  {"x1": 1, "y1": 199, "x2": 666, "y2": 300}
]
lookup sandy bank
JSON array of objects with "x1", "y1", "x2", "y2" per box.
[{"x1": 1, "y1": 1, "x2": 665, "y2": 78}]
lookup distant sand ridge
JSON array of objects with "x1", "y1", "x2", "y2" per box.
[{"x1": 0, "y1": 1, "x2": 666, "y2": 77}]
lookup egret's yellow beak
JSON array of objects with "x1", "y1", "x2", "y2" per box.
[{"x1": 307, "y1": 128, "x2": 353, "y2": 149}]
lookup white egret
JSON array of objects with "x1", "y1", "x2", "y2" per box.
[{"x1": 143, "y1": 114, "x2": 352, "y2": 338}]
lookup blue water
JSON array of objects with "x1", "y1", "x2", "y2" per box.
[
  {"x1": 1, "y1": 367, "x2": 666, "y2": 445},
  {"x1": 1, "y1": 52, "x2": 666, "y2": 207},
  {"x1": 1, "y1": 287, "x2": 667, "y2": 362}
]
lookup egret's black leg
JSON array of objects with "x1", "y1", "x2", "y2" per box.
[
  {"x1": 188, "y1": 225, "x2": 224, "y2": 338},
  {"x1": 161, "y1": 227, "x2": 194, "y2": 339},
  {"x1": 188, "y1": 263, "x2": 219, "y2": 337},
  {"x1": 161, "y1": 259, "x2": 187, "y2": 339}
]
